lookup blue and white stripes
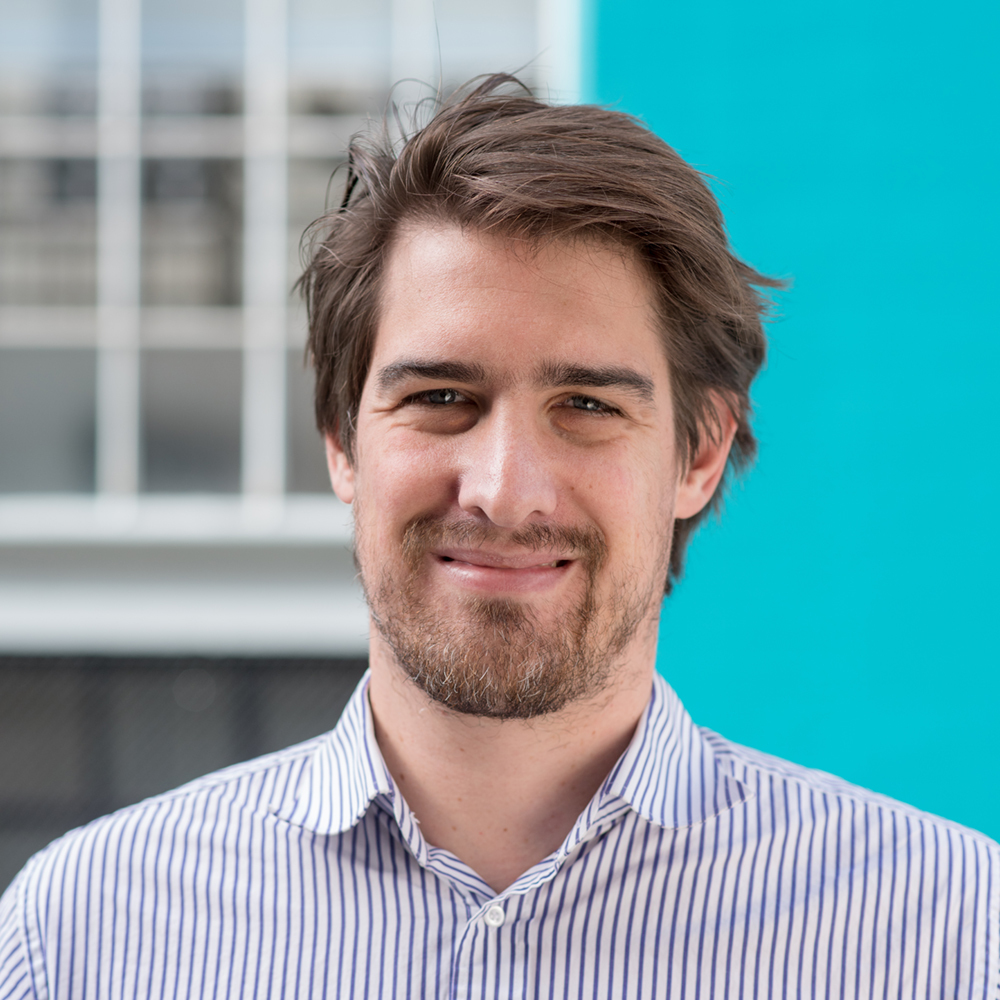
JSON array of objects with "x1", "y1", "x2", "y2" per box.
[{"x1": 1, "y1": 672, "x2": 997, "y2": 998}]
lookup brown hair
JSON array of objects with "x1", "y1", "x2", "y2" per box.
[{"x1": 301, "y1": 74, "x2": 783, "y2": 593}]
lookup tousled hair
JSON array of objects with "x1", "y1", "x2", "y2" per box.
[{"x1": 300, "y1": 74, "x2": 783, "y2": 593}]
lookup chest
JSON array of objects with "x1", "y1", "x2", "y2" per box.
[{"x1": 44, "y1": 809, "x2": 978, "y2": 999}]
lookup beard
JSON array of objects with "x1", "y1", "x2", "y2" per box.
[{"x1": 357, "y1": 511, "x2": 660, "y2": 720}]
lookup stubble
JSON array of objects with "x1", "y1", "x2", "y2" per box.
[{"x1": 357, "y1": 511, "x2": 662, "y2": 720}]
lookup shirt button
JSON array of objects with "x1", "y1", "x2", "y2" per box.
[{"x1": 484, "y1": 904, "x2": 505, "y2": 927}]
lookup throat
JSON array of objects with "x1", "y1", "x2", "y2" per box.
[
  {"x1": 368, "y1": 673, "x2": 642, "y2": 893},
  {"x1": 364, "y1": 627, "x2": 653, "y2": 893},
  {"x1": 405, "y1": 759, "x2": 603, "y2": 894}
]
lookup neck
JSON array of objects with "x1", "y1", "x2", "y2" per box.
[{"x1": 366, "y1": 631, "x2": 656, "y2": 894}]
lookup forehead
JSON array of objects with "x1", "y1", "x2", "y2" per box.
[{"x1": 371, "y1": 222, "x2": 669, "y2": 388}]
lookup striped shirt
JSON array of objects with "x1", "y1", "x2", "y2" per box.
[{"x1": 1, "y1": 672, "x2": 997, "y2": 999}]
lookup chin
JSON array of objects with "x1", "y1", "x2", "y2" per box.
[{"x1": 369, "y1": 577, "x2": 651, "y2": 721}]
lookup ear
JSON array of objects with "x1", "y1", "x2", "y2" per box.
[
  {"x1": 673, "y1": 398, "x2": 738, "y2": 520},
  {"x1": 324, "y1": 429, "x2": 355, "y2": 504}
]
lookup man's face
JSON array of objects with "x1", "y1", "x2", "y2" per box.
[{"x1": 329, "y1": 223, "x2": 708, "y2": 719}]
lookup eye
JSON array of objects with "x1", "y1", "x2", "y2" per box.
[
  {"x1": 400, "y1": 385, "x2": 478, "y2": 434},
  {"x1": 562, "y1": 395, "x2": 621, "y2": 416},
  {"x1": 409, "y1": 387, "x2": 468, "y2": 406}
]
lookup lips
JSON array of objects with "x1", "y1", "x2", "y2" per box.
[
  {"x1": 435, "y1": 548, "x2": 573, "y2": 571},
  {"x1": 398, "y1": 514, "x2": 605, "y2": 598},
  {"x1": 431, "y1": 547, "x2": 576, "y2": 595}
]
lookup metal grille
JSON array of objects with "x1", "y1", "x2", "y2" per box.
[{"x1": 0, "y1": 655, "x2": 367, "y2": 893}]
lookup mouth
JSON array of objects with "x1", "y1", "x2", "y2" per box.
[
  {"x1": 438, "y1": 555, "x2": 571, "y2": 569},
  {"x1": 431, "y1": 548, "x2": 577, "y2": 594}
]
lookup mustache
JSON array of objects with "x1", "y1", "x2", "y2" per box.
[{"x1": 400, "y1": 514, "x2": 608, "y2": 572}]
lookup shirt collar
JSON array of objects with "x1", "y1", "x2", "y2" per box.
[
  {"x1": 598, "y1": 672, "x2": 753, "y2": 829},
  {"x1": 283, "y1": 672, "x2": 394, "y2": 835},
  {"x1": 282, "y1": 671, "x2": 752, "y2": 837}
]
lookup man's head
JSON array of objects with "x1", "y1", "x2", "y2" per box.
[{"x1": 302, "y1": 76, "x2": 779, "y2": 718}]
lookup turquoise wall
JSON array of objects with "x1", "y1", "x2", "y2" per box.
[{"x1": 588, "y1": 1, "x2": 999, "y2": 838}]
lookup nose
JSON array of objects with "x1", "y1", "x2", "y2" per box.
[{"x1": 456, "y1": 407, "x2": 558, "y2": 528}]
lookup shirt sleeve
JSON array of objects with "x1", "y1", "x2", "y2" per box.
[{"x1": 0, "y1": 874, "x2": 36, "y2": 1000}]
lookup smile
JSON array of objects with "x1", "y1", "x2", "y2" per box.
[
  {"x1": 431, "y1": 549, "x2": 576, "y2": 595},
  {"x1": 439, "y1": 555, "x2": 570, "y2": 569}
]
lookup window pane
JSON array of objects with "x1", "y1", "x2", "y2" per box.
[
  {"x1": 435, "y1": 0, "x2": 538, "y2": 90},
  {"x1": 142, "y1": 158, "x2": 242, "y2": 306},
  {"x1": 289, "y1": 0, "x2": 389, "y2": 107},
  {"x1": 0, "y1": 0, "x2": 98, "y2": 115},
  {"x1": 0, "y1": 348, "x2": 95, "y2": 492},
  {"x1": 287, "y1": 159, "x2": 339, "y2": 495},
  {"x1": 288, "y1": 157, "x2": 339, "y2": 282},
  {"x1": 143, "y1": 0, "x2": 243, "y2": 114},
  {"x1": 286, "y1": 348, "x2": 328, "y2": 493},
  {"x1": 141, "y1": 348, "x2": 241, "y2": 492},
  {"x1": 0, "y1": 159, "x2": 97, "y2": 306}
]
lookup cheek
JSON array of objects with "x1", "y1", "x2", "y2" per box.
[
  {"x1": 577, "y1": 447, "x2": 676, "y2": 563},
  {"x1": 588, "y1": 444, "x2": 672, "y2": 518},
  {"x1": 354, "y1": 434, "x2": 457, "y2": 533}
]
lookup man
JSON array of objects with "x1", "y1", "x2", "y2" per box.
[{"x1": 1, "y1": 76, "x2": 997, "y2": 999}]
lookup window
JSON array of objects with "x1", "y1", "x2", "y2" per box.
[{"x1": 0, "y1": 0, "x2": 576, "y2": 652}]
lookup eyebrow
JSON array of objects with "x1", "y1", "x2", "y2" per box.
[
  {"x1": 374, "y1": 360, "x2": 489, "y2": 393},
  {"x1": 536, "y1": 362, "x2": 656, "y2": 403},
  {"x1": 373, "y1": 357, "x2": 656, "y2": 404}
]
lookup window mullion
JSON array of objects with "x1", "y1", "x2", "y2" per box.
[
  {"x1": 95, "y1": 0, "x2": 142, "y2": 500},
  {"x1": 241, "y1": 0, "x2": 289, "y2": 513}
]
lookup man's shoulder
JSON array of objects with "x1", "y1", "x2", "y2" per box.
[{"x1": 703, "y1": 726, "x2": 1000, "y2": 852}]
